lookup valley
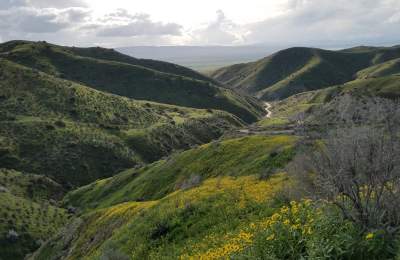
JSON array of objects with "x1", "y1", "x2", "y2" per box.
[{"x1": 1, "y1": 41, "x2": 400, "y2": 260}]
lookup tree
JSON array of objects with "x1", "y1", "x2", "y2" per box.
[{"x1": 290, "y1": 98, "x2": 400, "y2": 233}]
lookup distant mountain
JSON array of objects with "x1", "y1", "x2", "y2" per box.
[
  {"x1": 210, "y1": 45, "x2": 400, "y2": 100},
  {"x1": 117, "y1": 45, "x2": 276, "y2": 72},
  {"x1": 0, "y1": 41, "x2": 264, "y2": 123}
]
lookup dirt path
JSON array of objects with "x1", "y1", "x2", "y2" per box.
[{"x1": 264, "y1": 102, "x2": 272, "y2": 118}]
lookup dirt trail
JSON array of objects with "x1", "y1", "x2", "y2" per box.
[{"x1": 264, "y1": 102, "x2": 272, "y2": 118}]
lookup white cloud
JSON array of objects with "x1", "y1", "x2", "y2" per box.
[{"x1": 188, "y1": 10, "x2": 248, "y2": 45}]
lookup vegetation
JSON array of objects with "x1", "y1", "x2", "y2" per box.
[{"x1": 2, "y1": 40, "x2": 400, "y2": 259}]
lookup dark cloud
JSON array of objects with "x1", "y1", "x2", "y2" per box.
[
  {"x1": 18, "y1": 11, "x2": 67, "y2": 33},
  {"x1": 0, "y1": 0, "x2": 25, "y2": 9}
]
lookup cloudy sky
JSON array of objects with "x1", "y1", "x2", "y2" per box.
[{"x1": 0, "y1": 0, "x2": 399, "y2": 47}]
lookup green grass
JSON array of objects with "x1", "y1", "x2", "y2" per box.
[
  {"x1": 0, "y1": 40, "x2": 264, "y2": 123},
  {"x1": 357, "y1": 58, "x2": 400, "y2": 79},
  {"x1": 64, "y1": 135, "x2": 297, "y2": 211},
  {"x1": 210, "y1": 46, "x2": 400, "y2": 101}
]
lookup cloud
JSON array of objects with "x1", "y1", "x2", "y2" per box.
[
  {"x1": 0, "y1": 0, "x2": 86, "y2": 9},
  {"x1": 0, "y1": 0, "x2": 399, "y2": 47},
  {"x1": 95, "y1": 10, "x2": 182, "y2": 37},
  {"x1": 0, "y1": 7, "x2": 89, "y2": 36},
  {"x1": 27, "y1": 0, "x2": 87, "y2": 8},
  {"x1": 245, "y1": 0, "x2": 400, "y2": 46},
  {"x1": 0, "y1": 0, "x2": 25, "y2": 9},
  {"x1": 189, "y1": 10, "x2": 247, "y2": 45}
]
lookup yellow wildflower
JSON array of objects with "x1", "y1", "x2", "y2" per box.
[
  {"x1": 365, "y1": 233, "x2": 374, "y2": 240},
  {"x1": 267, "y1": 234, "x2": 275, "y2": 241}
]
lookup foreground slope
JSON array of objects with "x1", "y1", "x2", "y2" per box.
[
  {"x1": 0, "y1": 59, "x2": 242, "y2": 187},
  {"x1": 32, "y1": 135, "x2": 297, "y2": 259},
  {"x1": 210, "y1": 45, "x2": 400, "y2": 100},
  {"x1": 0, "y1": 41, "x2": 264, "y2": 123}
]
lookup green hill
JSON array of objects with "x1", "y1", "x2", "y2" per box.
[
  {"x1": 32, "y1": 135, "x2": 297, "y2": 259},
  {"x1": 0, "y1": 169, "x2": 69, "y2": 260},
  {"x1": 356, "y1": 58, "x2": 400, "y2": 79},
  {"x1": 0, "y1": 41, "x2": 264, "y2": 123},
  {"x1": 0, "y1": 59, "x2": 243, "y2": 187},
  {"x1": 210, "y1": 45, "x2": 400, "y2": 100},
  {"x1": 64, "y1": 135, "x2": 297, "y2": 212}
]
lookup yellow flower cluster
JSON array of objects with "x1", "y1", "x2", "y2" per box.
[
  {"x1": 169, "y1": 173, "x2": 289, "y2": 209},
  {"x1": 96, "y1": 200, "x2": 158, "y2": 224},
  {"x1": 180, "y1": 200, "x2": 316, "y2": 260}
]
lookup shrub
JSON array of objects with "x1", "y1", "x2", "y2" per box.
[
  {"x1": 234, "y1": 200, "x2": 393, "y2": 259},
  {"x1": 99, "y1": 244, "x2": 130, "y2": 260},
  {"x1": 180, "y1": 174, "x2": 202, "y2": 190},
  {"x1": 6, "y1": 229, "x2": 19, "y2": 242}
]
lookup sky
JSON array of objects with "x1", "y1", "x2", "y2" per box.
[{"x1": 0, "y1": 0, "x2": 400, "y2": 47}]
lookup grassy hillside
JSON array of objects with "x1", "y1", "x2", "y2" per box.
[
  {"x1": 0, "y1": 169, "x2": 65, "y2": 202},
  {"x1": 32, "y1": 133, "x2": 390, "y2": 259},
  {"x1": 0, "y1": 40, "x2": 264, "y2": 123},
  {"x1": 32, "y1": 135, "x2": 298, "y2": 259},
  {"x1": 64, "y1": 135, "x2": 297, "y2": 211},
  {"x1": 210, "y1": 45, "x2": 400, "y2": 100},
  {"x1": 0, "y1": 169, "x2": 69, "y2": 260},
  {"x1": 356, "y1": 58, "x2": 400, "y2": 79},
  {"x1": 0, "y1": 59, "x2": 243, "y2": 187}
]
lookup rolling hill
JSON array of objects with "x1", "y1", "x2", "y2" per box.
[
  {"x1": 0, "y1": 40, "x2": 264, "y2": 123},
  {"x1": 0, "y1": 59, "x2": 243, "y2": 187},
  {"x1": 31, "y1": 135, "x2": 298, "y2": 259},
  {"x1": 210, "y1": 45, "x2": 400, "y2": 100}
]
